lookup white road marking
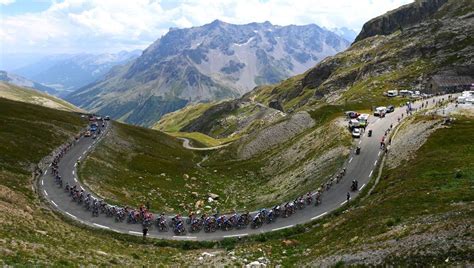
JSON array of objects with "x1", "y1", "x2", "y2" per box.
[
  {"x1": 48, "y1": 163, "x2": 52, "y2": 168},
  {"x1": 80, "y1": 185, "x2": 84, "y2": 190},
  {"x1": 88, "y1": 145, "x2": 92, "y2": 150},
  {"x1": 223, "y1": 233, "x2": 248, "y2": 238},
  {"x1": 378, "y1": 151, "x2": 381, "y2": 156},
  {"x1": 78, "y1": 156, "x2": 82, "y2": 160},
  {"x1": 43, "y1": 190, "x2": 48, "y2": 196},
  {"x1": 82, "y1": 152, "x2": 86, "y2": 155},
  {"x1": 358, "y1": 140, "x2": 362, "y2": 145},
  {"x1": 65, "y1": 212, "x2": 77, "y2": 219},
  {"x1": 41, "y1": 179, "x2": 44, "y2": 186},
  {"x1": 74, "y1": 163, "x2": 77, "y2": 167},
  {"x1": 369, "y1": 170, "x2": 373, "y2": 177},
  {"x1": 340, "y1": 200, "x2": 347, "y2": 205},
  {"x1": 73, "y1": 177, "x2": 77, "y2": 182},
  {"x1": 72, "y1": 170, "x2": 75, "y2": 175},
  {"x1": 44, "y1": 170, "x2": 48, "y2": 175},
  {"x1": 93, "y1": 223, "x2": 110, "y2": 229},
  {"x1": 311, "y1": 212, "x2": 328, "y2": 220},
  {"x1": 349, "y1": 157, "x2": 353, "y2": 163},
  {"x1": 272, "y1": 225, "x2": 293, "y2": 231},
  {"x1": 374, "y1": 160, "x2": 378, "y2": 166},
  {"x1": 173, "y1": 236, "x2": 197, "y2": 239},
  {"x1": 51, "y1": 200, "x2": 58, "y2": 207},
  {"x1": 129, "y1": 231, "x2": 142, "y2": 235},
  {"x1": 360, "y1": 183, "x2": 366, "y2": 190}
]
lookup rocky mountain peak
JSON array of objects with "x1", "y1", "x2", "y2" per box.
[{"x1": 354, "y1": 0, "x2": 449, "y2": 42}]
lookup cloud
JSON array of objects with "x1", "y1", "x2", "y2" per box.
[
  {"x1": 1, "y1": 0, "x2": 413, "y2": 54},
  {"x1": 0, "y1": 0, "x2": 15, "y2": 5}
]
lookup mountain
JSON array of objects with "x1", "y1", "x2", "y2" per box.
[
  {"x1": 0, "y1": 70, "x2": 58, "y2": 95},
  {"x1": 330, "y1": 27, "x2": 358, "y2": 42},
  {"x1": 67, "y1": 21, "x2": 350, "y2": 126},
  {"x1": 0, "y1": 81, "x2": 82, "y2": 112},
  {"x1": 14, "y1": 50, "x2": 141, "y2": 94},
  {"x1": 159, "y1": 0, "x2": 473, "y2": 138}
]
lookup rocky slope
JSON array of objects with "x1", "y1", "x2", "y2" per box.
[
  {"x1": 166, "y1": 0, "x2": 472, "y2": 137},
  {"x1": 354, "y1": 0, "x2": 448, "y2": 42},
  {"x1": 68, "y1": 21, "x2": 349, "y2": 126},
  {"x1": 15, "y1": 50, "x2": 141, "y2": 95}
]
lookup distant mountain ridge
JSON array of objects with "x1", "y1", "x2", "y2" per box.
[
  {"x1": 14, "y1": 50, "x2": 141, "y2": 94},
  {"x1": 68, "y1": 20, "x2": 350, "y2": 126},
  {"x1": 0, "y1": 70, "x2": 58, "y2": 95}
]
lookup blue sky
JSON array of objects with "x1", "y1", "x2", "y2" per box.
[{"x1": 0, "y1": 0, "x2": 413, "y2": 56}]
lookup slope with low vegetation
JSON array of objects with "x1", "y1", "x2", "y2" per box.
[
  {"x1": 183, "y1": 113, "x2": 473, "y2": 266},
  {"x1": 0, "y1": 98, "x2": 190, "y2": 265},
  {"x1": 79, "y1": 116, "x2": 350, "y2": 213},
  {"x1": 0, "y1": 82, "x2": 82, "y2": 112}
]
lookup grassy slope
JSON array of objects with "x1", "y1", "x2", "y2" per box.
[
  {"x1": 224, "y1": 115, "x2": 473, "y2": 266},
  {"x1": 79, "y1": 122, "x2": 269, "y2": 213},
  {"x1": 0, "y1": 82, "x2": 82, "y2": 112},
  {"x1": 0, "y1": 98, "x2": 193, "y2": 265},
  {"x1": 153, "y1": 102, "x2": 216, "y2": 132}
]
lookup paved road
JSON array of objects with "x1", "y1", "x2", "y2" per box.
[
  {"x1": 179, "y1": 137, "x2": 231, "y2": 150},
  {"x1": 38, "y1": 96, "x2": 450, "y2": 241}
]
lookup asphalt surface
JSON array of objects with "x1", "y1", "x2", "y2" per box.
[
  {"x1": 179, "y1": 137, "x2": 231, "y2": 150},
  {"x1": 38, "y1": 96, "x2": 449, "y2": 241}
]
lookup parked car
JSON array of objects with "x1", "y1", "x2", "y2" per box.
[
  {"x1": 374, "y1": 107, "x2": 387, "y2": 117},
  {"x1": 105, "y1": 116, "x2": 110, "y2": 121},
  {"x1": 352, "y1": 128, "x2": 361, "y2": 138},
  {"x1": 386, "y1": 105, "x2": 395, "y2": 113},
  {"x1": 345, "y1": 111, "x2": 360, "y2": 119},
  {"x1": 85, "y1": 131, "x2": 91, "y2": 137}
]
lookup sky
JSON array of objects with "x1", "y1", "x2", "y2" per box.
[{"x1": 0, "y1": 0, "x2": 413, "y2": 57}]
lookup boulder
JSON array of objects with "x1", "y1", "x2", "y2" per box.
[{"x1": 268, "y1": 99, "x2": 284, "y2": 112}]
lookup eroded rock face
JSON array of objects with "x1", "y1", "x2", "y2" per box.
[
  {"x1": 237, "y1": 111, "x2": 315, "y2": 159},
  {"x1": 354, "y1": 0, "x2": 448, "y2": 42}
]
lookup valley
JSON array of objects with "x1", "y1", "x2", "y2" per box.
[{"x1": 1, "y1": 0, "x2": 473, "y2": 266}]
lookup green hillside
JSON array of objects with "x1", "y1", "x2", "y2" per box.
[{"x1": 0, "y1": 82, "x2": 83, "y2": 112}]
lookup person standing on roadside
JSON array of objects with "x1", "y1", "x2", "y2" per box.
[
  {"x1": 346, "y1": 192, "x2": 351, "y2": 202},
  {"x1": 142, "y1": 223, "x2": 149, "y2": 239}
]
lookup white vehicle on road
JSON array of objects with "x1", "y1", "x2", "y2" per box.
[
  {"x1": 374, "y1": 106, "x2": 387, "y2": 117},
  {"x1": 352, "y1": 128, "x2": 361, "y2": 138}
]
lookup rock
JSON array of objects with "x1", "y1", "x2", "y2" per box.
[
  {"x1": 195, "y1": 200, "x2": 204, "y2": 208},
  {"x1": 191, "y1": 177, "x2": 197, "y2": 181},
  {"x1": 246, "y1": 261, "x2": 266, "y2": 268},
  {"x1": 201, "y1": 252, "x2": 215, "y2": 258},
  {"x1": 282, "y1": 239, "x2": 298, "y2": 246},
  {"x1": 208, "y1": 197, "x2": 214, "y2": 203},
  {"x1": 191, "y1": 192, "x2": 199, "y2": 197},
  {"x1": 208, "y1": 193, "x2": 219, "y2": 199},
  {"x1": 269, "y1": 99, "x2": 284, "y2": 112},
  {"x1": 95, "y1": 250, "x2": 108, "y2": 256},
  {"x1": 160, "y1": 173, "x2": 166, "y2": 176},
  {"x1": 183, "y1": 174, "x2": 189, "y2": 179}
]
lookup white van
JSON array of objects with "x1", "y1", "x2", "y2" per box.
[
  {"x1": 387, "y1": 90, "x2": 398, "y2": 97},
  {"x1": 349, "y1": 119, "x2": 360, "y2": 128},
  {"x1": 374, "y1": 107, "x2": 387, "y2": 116}
]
